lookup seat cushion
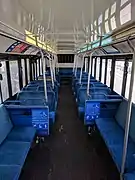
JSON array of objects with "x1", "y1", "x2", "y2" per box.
[
  {"x1": 96, "y1": 118, "x2": 135, "y2": 172},
  {"x1": 0, "y1": 105, "x2": 13, "y2": 145},
  {"x1": 124, "y1": 172, "x2": 135, "y2": 180},
  {"x1": 0, "y1": 141, "x2": 30, "y2": 165},
  {"x1": 7, "y1": 127, "x2": 36, "y2": 142},
  {"x1": 0, "y1": 165, "x2": 21, "y2": 180}
]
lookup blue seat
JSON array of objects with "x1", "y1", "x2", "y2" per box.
[
  {"x1": 0, "y1": 165, "x2": 21, "y2": 180},
  {"x1": 7, "y1": 127, "x2": 36, "y2": 142},
  {"x1": 0, "y1": 140, "x2": 30, "y2": 165},
  {"x1": 95, "y1": 99, "x2": 135, "y2": 177},
  {"x1": 124, "y1": 172, "x2": 135, "y2": 180},
  {"x1": 0, "y1": 104, "x2": 36, "y2": 179}
]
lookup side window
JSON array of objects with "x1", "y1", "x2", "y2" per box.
[
  {"x1": 10, "y1": 61, "x2": 19, "y2": 95},
  {"x1": 0, "y1": 62, "x2": 9, "y2": 101},
  {"x1": 21, "y1": 59, "x2": 26, "y2": 87},
  {"x1": 125, "y1": 62, "x2": 132, "y2": 100},
  {"x1": 27, "y1": 59, "x2": 30, "y2": 83},
  {"x1": 96, "y1": 58, "x2": 100, "y2": 80},
  {"x1": 101, "y1": 59, "x2": 105, "y2": 83},
  {"x1": 114, "y1": 61, "x2": 124, "y2": 95},
  {"x1": 106, "y1": 59, "x2": 112, "y2": 87}
]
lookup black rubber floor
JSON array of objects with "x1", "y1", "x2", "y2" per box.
[{"x1": 20, "y1": 84, "x2": 120, "y2": 180}]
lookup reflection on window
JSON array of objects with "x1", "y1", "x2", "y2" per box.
[
  {"x1": 40, "y1": 59, "x2": 43, "y2": 75},
  {"x1": 1, "y1": 62, "x2": 9, "y2": 101},
  {"x1": 105, "y1": 21, "x2": 110, "y2": 33},
  {"x1": 121, "y1": 0, "x2": 129, "y2": 6},
  {"x1": 37, "y1": 60, "x2": 39, "y2": 77},
  {"x1": 120, "y1": 3, "x2": 131, "y2": 25},
  {"x1": 94, "y1": 30, "x2": 97, "y2": 41},
  {"x1": 21, "y1": 59, "x2": 26, "y2": 87},
  {"x1": 91, "y1": 24, "x2": 93, "y2": 31},
  {"x1": 111, "y1": 2, "x2": 116, "y2": 15},
  {"x1": 10, "y1": 61, "x2": 19, "y2": 95},
  {"x1": 105, "y1": 8, "x2": 109, "y2": 20},
  {"x1": 125, "y1": 62, "x2": 131, "y2": 99},
  {"x1": 92, "y1": 58, "x2": 95, "y2": 76},
  {"x1": 27, "y1": 59, "x2": 30, "y2": 83},
  {"x1": 101, "y1": 59, "x2": 105, "y2": 83},
  {"x1": 111, "y1": 16, "x2": 117, "y2": 30},
  {"x1": 96, "y1": 58, "x2": 100, "y2": 80},
  {"x1": 91, "y1": 35, "x2": 94, "y2": 42},
  {"x1": 98, "y1": 14, "x2": 103, "y2": 25},
  {"x1": 106, "y1": 59, "x2": 112, "y2": 86},
  {"x1": 114, "y1": 61, "x2": 124, "y2": 95},
  {"x1": 98, "y1": 26, "x2": 101, "y2": 35}
]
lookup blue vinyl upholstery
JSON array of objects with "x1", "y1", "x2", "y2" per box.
[
  {"x1": 0, "y1": 104, "x2": 36, "y2": 179},
  {"x1": 95, "y1": 99, "x2": 135, "y2": 178},
  {"x1": 0, "y1": 105, "x2": 13, "y2": 145},
  {"x1": 0, "y1": 165, "x2": 21, "y2": 180}
]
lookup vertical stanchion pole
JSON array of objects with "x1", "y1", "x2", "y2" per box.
[
  {"x1": 79, "y1": 54, "x2": 85, "y2": 84},
  {"x1": 49, "y1": 57, "x2": 54, "y2": 89},
  {"x1": 87, "y1": 51, "x2": 94, "y2": 95},
  {"x1": 73, "y1": 54, "x2": 77, "y2": 73},
  {"x1": 40, "y1": 50, "x2": 48, "y2": 102},
  {"x1": 75, "y1": 55, "x2": 78, "y2": 77},
  {"x1": 120, "y1": 41, "x2": 135, "y2": 180}
]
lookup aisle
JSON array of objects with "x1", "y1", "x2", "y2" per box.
[
  {"x1": 20, "y1": 84, "x2": 119, "y2": 180},
  {"x1": 47, "y1": 84, "x2": 119, "y2": 180}
]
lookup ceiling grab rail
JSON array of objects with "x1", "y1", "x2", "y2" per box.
[
  {"x1": 79, "y1": 53, "x2": 86, "y2": 84},
  {"x1": 87, "y1": 50, "x2": 95, "y2": 96},
  {"x1": 49, "y1": 55, "x2": 55, "y2": 89},
  {"x1": 120, "y1": 37, "x2": 135, "y2": 180}
]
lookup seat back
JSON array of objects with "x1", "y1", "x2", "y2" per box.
[
  {"x1": 0, "y1": 104, "x2": 13, "y2": 145},
  {"x1": 115, "y1": 99, "x2": 135, "y2": 143}
]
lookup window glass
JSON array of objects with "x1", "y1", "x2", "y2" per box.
[
  {"x1": 98, "y1": 26, "x2": 101, "y2": 35},
  {"x1": 125, "y1": 62, "x2": 132, "y2": 99},
  {"x1": 121, "y1": 0, "x2": 129, "y2": 6},
  {"x1": 98, "y1": 14, "x2": 103, "y2": 25},
  {"x1": 92, "y1": 58, "x2": 95, "y2": 77},
  {"x1": 37, "y1": 60, "x2": 39, "y2": 77},
  {"x1": 120, "y1": 3, "x2": 131, "y2": 25},
  {"x1": 91, "y1": 24, "x2": 93, "y2": 31},
  {"x1": 0, "y1": 62, "x2": 9, "y2": 101},
  {"x1": 106, "y1": 59, "x2": 112, "y2": 86},
  {"x1": 111, "y1": 16, "x2": 117, "y2": 30},
  {"x1": 111, "y1": 2, "x2": 116, "y2": 15},
  {"x1": 10, "y1": 61, "x2": 19, "y2": 95},
  {"x1": 105, "y1": 21, "x2": 110, "y2": 33},
  {"x1": 94, "y1": 20, "x2": 97, "y2": 26},
  {"x1": 101, "y1": 59, "x2": 105, "y2": 83},
  {"x1": 40, "y1": 59, "x2": 43, "y2": 75},
  {"x1": 96, "y1": 58, "x2": 100, "y2": 80},
  {"x1": 27, "y1": 59, "x2": 30, "y2": 83},
  {"x1": 21, "y1": 59, "x2": 26, "y2": 87},
  {"x1": 105, "y1": 8, "x2": 109, "y2": 20},
  {"x1": 114, "y1": 61, "x2": 124, "y2": 95}
]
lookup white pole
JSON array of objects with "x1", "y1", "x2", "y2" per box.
[
  {"x1": 73, "y1": 54, "x2": 77, "y2": 73},
  {"x1": 79, "y1": 54, "x2": 85, "y2": 84},
  {"x1": 84, "y1": 57, "x2": 87, "y2": 73},
  {"x1": 75, "y1": 55, "x2": 79, "y2": 77},
  {"x1": 53, "y1": 55, "x2": 56, "y2": 81},
  {"x1": 49, "y1": 57, "x2": 55, "y2": 89},
  {"x1": 120, "y1": 41, "x2": 135, "y2": 179},
  {"x1": 40, "y1": 50, "x2": 48, "y2": 102},
  {"x1": 87, "y1": 51, "x2": 94, "y2": 95}
]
